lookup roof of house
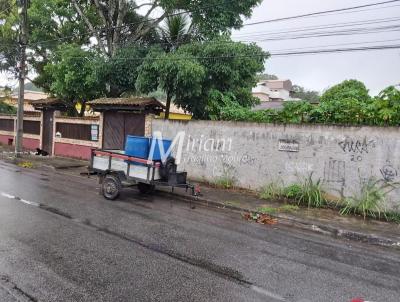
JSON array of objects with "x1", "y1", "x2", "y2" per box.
[
  {"x1": 9, "y1": 90, "x2": 49, "y2": 102},
  {"x1": 87, "y1": 97, "x2": 165, "y2": 113},
  {"x1": 258, "y1": 79, "x2": 293, "y2": 91},
  {"x1": 30, "y1": 98, "x2": 69, "y2": 110},
  {"x1": 160, "y1": 102, "x2": 191, "y2": 116}
]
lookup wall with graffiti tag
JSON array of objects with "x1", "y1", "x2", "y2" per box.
[{"x1": 152, "y1": 120, "x2": 400, "y2": 212}]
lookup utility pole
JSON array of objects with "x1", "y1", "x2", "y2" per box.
[{"x1": 15, "y1": 0, "x2": 28, "y2": 156}]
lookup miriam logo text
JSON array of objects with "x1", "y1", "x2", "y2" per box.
[{"x1": 148, "y1": 131, "x2": 233, "y2": 164}]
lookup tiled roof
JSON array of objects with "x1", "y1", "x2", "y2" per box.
[
  {"x1": 10, "y1": 90, "x2": 49, "y2": 102},
  {"x1": 88, "y1": 97, "x2": 165, "y2": 108},
  {"x1": 30, "y1": 98, "x2": 69, "y2": 110}
]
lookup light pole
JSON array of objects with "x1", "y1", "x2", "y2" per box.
[{"x1": 15, "y1": 0, "x2": 28, "y2": 156}]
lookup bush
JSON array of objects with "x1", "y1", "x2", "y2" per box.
[
  {"x1": 0, "y1": 101, "x2": 16, "y2": 114},
  {"x1": 260, "y1": 182, "x2": 284, "y2": 200},
  {"x1": 213, "y1": 176, "x2": 236, "y2": 189},
  {"x1": 340, "y1": 179, "x2": 397, "y2": 220},
  {"x1": 219, "y1": 81, "x2": 400, "y2": 126},
  {"x1": 284, "y1": 184, "x2": 302, "y2": 199},
  {"x1": 286, "y1": 175, "x2": 325, "y2": 208}
]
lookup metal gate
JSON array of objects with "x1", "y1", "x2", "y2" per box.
[{"x1": 102, "y1": 112, "x2": 145, "y2": 150}]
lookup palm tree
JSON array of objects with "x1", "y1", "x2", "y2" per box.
[{"x1": 159, "y1": 12, "x2": 197, "y2": 52}]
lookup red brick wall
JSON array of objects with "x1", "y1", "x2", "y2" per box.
[
  {"x1": 54, "y1": 142, "x2": 92, "y2": 160},
  {"x1": 22, "y1": 138, "x2": 40, "y2": 151},
  {"x1": 0, "y1": 134, "x2": 14, "y2": 146}
]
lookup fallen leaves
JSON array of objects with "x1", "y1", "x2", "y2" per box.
[
  {"x1": 17, "y1": 161, "x2": 34, "y2": 169},
  {"x1": 242, "y1": 212, "x2": 278, "y2": 225}
]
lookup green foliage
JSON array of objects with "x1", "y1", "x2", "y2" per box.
[
  {"x1": 177, "y1": 38, "x2": 267, "y2": 118},
  {"x1": 384, "y1": 212, "x2": 400, "y2": 224},
  {"x1": 220, "y1": 80, "x2": 400, "y2": 126},
  {"x1": 279, "y1": 204, "x2": 300, "y2": 213},
  {"x1": 284, "y1": 184, "x2": 303, "y2": 200},
  {"x1": 43, "y1": 45, "x2": 106, "y2": 114},
  {"x1": 159, "y1": 0, "x2": 262, "y2": 38},
  {"x1": 99, "y1": 46, "x2": 149, "y2": 97},
  {"x1": 136, "y1": 39, "x2": 267, "y2": 119},
  {"x1": 0, "y1": 101, "x2": 16, "y2": 114},
  {"x1": 256, "y1": 74, "x2": 278, "y2": 81},
  {"x1": 321, "y1": 79, "x2": 370, "y2": 104},
  {"x1": 259, "y1": 182, "x2": 284, "y2": 200},
  {"x1": 213, "y1": 175, "x2": 236, "y2": 189},
  {"x1": 159, "y1": 13, "x2": 196, "y2": 52},
  {"x1": 291, "y1": 85, "x2": 320, "y2": 103},
  {"x1": 286, "y1": 176, "x2": 326, "y2": 208},
  {"x1": 257, "y1": 207, "x2": 277, "y2": 215},
  {"x1": 257, "y1": 205, "x2": 300, "y2": 214},
  {"x1": 136, "y1": 49, "x2": 206, "y2": 117},
  {"x1": 339, "y1": 179, "x2": 396, "y2": 220}
]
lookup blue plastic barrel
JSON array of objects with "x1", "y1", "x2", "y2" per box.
[
  {"x1": 149, "y1": 138, "x2": 173, "y2": 161},
  {"x1": 125, "y1": 136, "x2": 150, "y2": 159}
]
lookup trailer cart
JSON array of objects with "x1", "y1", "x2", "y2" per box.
[{"x1": 90, "y1": 149, "x2": 197, "y2": 200}]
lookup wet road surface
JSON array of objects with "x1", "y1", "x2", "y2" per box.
[{"x1": 0, "y1": 161, "x2": 399, "y2": 302}]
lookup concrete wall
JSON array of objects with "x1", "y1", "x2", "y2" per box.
[
  {"x1": 53, "y1": 116, "x2": 101, "y2": 160},
  {"x1": 152, "y1": 119, "x2": 400, "y2": 212},
  {"x1": 0, "y1": 115, "x2": 41, "y2": 151}
]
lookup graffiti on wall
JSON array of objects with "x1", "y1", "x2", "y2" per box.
[
  {"x1": 324, "y1": 158, "x2": 346, "y2": 185},
  {"x1": 380, "y1": 161, "x2": 398, "y2": 182},
  {"x1": 338, "y1": 138, "x2": 376, "y2": 162}
]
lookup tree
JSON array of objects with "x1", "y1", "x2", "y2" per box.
[
  {"x1": 159, "y1": 12, "x2": 197, "y2": 52},
  {"x1": 0, "y1": 86, "x2": 15, "y2": 114},
  {"x1": 321, "y1": 79, "x2": 370, "y2": 103},
  {"x1": 98, "y1": 45, "x2": 149, "y2": 97},
  {"x1": 291, "y1": 85, "x2": 320, "y2": 103},
  {"x1": 43, "y1": 45, "x2": 106, "y2": 115},
  {"x1": 1, "y1": 0, "x2": 263, "y2": 100},
  {"x1": 256, "y1": 73, "x2": 278, "y2": 81},
  {"x1": 371, "y1": 86, "x2": 400, "y2": 125},
  {"x1": 177, "y1": 38, "x2": 267, "y2": 118},
  {"x1": 136, "y1": 49, "x2": 205, "y2": 119},
  {"x1": 70, "y1": 0, "x2": 262, "y2": 57}
]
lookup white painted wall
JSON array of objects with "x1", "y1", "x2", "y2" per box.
[{"x1": 153, "y1": 119, "x2": 400, "y2": 212}]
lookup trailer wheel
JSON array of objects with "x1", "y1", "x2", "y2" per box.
[
  {"x1": 102, "y1": 174, "x2": 122, "y2": 200},
  {"x1": 137, "y1": 182, "x2": 155, "y2": 194}
]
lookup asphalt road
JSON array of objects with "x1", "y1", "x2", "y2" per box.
[{"x1": 0, "y1": 161, "x2": 399, "y2": 302}]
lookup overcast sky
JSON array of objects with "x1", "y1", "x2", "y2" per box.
[
  {"x1": 1, "y1": 0, "x2": 399, "y2": 95},
  {"x1": 232, "y1": 0, "x2": 400, "y2": 95}
]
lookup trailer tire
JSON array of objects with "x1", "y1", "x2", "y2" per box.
[
  {"x1": 102, "y1": 174, "x2": 122, "y2": 200},
  {"x1": 137, "y1": 182, "x2": 155, "y2": 194}
]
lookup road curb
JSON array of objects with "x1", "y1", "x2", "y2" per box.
[{"x1": 157, "y1": 191, "x2": 400, "y2": 250}]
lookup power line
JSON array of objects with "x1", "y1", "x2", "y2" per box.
[
  {"x1": 242, "y1": 0, "x2": 400, "y2": 27},
  {"x1": 60, "y1": 44, "x2": 400, "y2": 61},
  {"x1": 270, "y1": 44, "x2": 400, "y2": 56},
  {"x1": 233, "y1": 17, "x2": 400, "y2": 38},
  {"x1": 267, "y1": 38, "x2": 400, "y2": 52},
  {"x1": 28, "y1": 0, "x2": 400, "y2": 48},
  {"x1": 241, "y1": 25, "x2": 400, "y2": 43}
]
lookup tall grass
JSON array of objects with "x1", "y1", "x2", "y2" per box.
[
  {"x1": 340, "y1": 179, "x2": 397, "y2": 220},
  {"x1": 259, "y1": 182, "x2": 284, "y2": 200},
  {"x1": 292, "y1": 174, "x2": 326, "y2": 208}
]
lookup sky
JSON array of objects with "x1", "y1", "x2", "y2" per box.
[
  {"x1": 1, "y1": 0, "x2": 399, "y2": 95},
  {"x1": 232, "y1": 0, "x2": 400, "y2": 95}
]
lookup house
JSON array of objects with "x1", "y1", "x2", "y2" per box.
[
  {"x1": 5, "y1": 90, "x2": 49, "y2": 113},
  {"x1": 252, "y1": 79, "x2": 293, "y2": 102},
  {"x1": 157, "y1": 103, "x2": 192, "y2": 120}
]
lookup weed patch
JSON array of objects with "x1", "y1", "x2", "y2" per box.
[{"x1": 340, "y1": 179, "x2": 397, "y2": 220}]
